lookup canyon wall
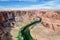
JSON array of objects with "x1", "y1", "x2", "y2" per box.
[{"x1": 0, "y1": 10, "x2": 60, "y2": 40}]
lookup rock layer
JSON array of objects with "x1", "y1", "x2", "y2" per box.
[{"x1": 0, "y1": 10, "x2": 60, "y2": 40}]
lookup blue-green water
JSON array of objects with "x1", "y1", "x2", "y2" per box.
[{"x1": 17, "y1": 18, "x2": 42, "y2": 40}]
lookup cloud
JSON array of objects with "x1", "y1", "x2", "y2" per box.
[
  {"x1": 0, "y1": 0, "x2": 60, "y2": 10},
  {"x1": 19, "y1": 0, "x2": 60, "y2": 10}
]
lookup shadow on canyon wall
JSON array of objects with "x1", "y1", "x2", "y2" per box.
[{"x1": 0, "y1": 11, "x2": 15, "y2": 40}]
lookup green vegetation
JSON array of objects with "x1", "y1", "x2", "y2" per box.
[{"x1": 17, "y1": 18, "x2": 42, "y2": 40}]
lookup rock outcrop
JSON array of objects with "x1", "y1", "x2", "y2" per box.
[{"x1": 0, "y1": 10, "x2": 60, "y2": 40}]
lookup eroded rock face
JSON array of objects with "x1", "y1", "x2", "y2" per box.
[
  {"x1": 41, "y1": 11, "x2": 60, "y2": 32},
  {"x1": 30, "y1": 10, "x2": 60, "y2": 40},
  {"x1": 0, "y1": 10, "x2": 60, "y2": 40},
  {"x1": 0, "y1": 11, "x2": 15, "y2": 40}
]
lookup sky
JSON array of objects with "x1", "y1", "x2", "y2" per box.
[{"x1": 0, "y1": 0, "x2": 60, "y2": 10}]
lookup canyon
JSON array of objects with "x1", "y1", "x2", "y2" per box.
[{"x1": 0, "y1": 9, "x2": 60, "y2": 40}]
